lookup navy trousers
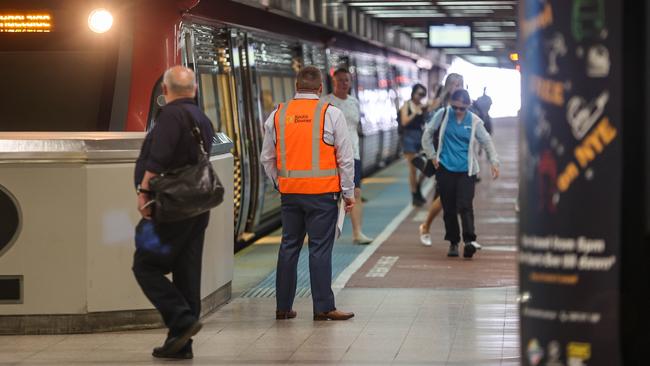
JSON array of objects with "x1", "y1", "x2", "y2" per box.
[
  {"x1": 276, "y1": 193, "x2": 338, "y2": 314},
  {"x1": 132, "y1": 212, "x2": 209, "y2": 337}
]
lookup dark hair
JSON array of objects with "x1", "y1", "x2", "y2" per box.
[
  {"x1": 450, "y1": 89, "x2": 471, "y2": 105},
  {"x1": 297, "y1": 66, "x2": 322, "y2": 91},
  {"x1": 333, "y1": 67, "x2": 350, "y2": 77},
  {"x1": 411, "y1": 83, "x2": 427, "y2": 98}
]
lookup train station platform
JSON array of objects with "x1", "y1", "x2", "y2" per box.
[{"x1": 0, "y1": 118, "x2": 520, "y2": 365}]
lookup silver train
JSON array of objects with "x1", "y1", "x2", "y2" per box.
[{"x1": 146, "y1": 20, "x2": 423, "y2": 250}]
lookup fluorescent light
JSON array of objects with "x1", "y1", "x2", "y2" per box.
[
  {"x1": 443, "y1": 5, "x2": 512, "y2": 10},
  {"x1": 474, "y1": 26, "x2": 502, "y2": 32},
  {"x1": 476, "y1": 40, "x2": 506, "y2": 46},
  {"x1": 450, "y1": 9, "x2": 494, "y2": 13},
  {"x1": 365, "y1": 10, "x2": 442, "y2": 14},
  {"x1": 478, "y1": 45, "x2": 495, "y2": 51},
  {"x1": 437, "y1": 1, "x2": 515, "y2": 4},
  {"x1": 474, "y1": 21, "x2": 516, "y2": 26},
  {"x1": 474, "y1": 32, "x2": 517, "y2": 38},
  {"x1": 373, "y1": 13, "x2": 447, "y2": 18},
  {"x1": 347, "y1": 1, "x2": 432, "y2": 6},
  {"x1": 411, "y1": 32, "x2": 429, "y2": 38},
  {"x1": 465, "y1": 55, "x2": 499, "y2": 64}
]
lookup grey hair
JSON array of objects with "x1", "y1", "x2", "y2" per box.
[{"x1": 163, "y1": 66, "x2": 196, "y2": 96}]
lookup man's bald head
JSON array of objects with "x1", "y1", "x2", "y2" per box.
[{"x1": 163, "y1": 66, "x2": 196, "y2": 101}]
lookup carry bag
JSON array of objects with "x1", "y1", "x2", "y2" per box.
[
  {"x1": 148, "y1": 108, "x2": 224, "y2": 222},
  {"x1": 410, "y1": 153, "x2": 436, "y2": 177}
]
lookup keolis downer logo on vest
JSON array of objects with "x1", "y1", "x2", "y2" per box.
[{"x1": 286, "y1": 114, "x2": 311, "y2": 124}]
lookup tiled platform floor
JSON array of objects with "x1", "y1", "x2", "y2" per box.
[
  {"x1": 1, "y1": 118, "x2": 521, "y2": 365},
  {"x1": 0, "y1": 287, "x2": 519, "y2": 365}
]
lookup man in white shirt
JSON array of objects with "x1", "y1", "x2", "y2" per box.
[
  {"x1": 260, "y1": 66, "x2": 355, "y2": 321},
  {"x1": 322, "y1": 68, "x2": 373, "y2": 244}
]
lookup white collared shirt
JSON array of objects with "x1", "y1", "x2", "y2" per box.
[{"x1": 322, "y1": 93, "x2": 361, "y2": 160}]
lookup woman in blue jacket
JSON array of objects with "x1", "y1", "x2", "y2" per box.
[{"x1": 422, "y1": 89, "x2": 500, "y2": 258}]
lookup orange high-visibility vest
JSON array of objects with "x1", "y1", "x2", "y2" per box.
[{"x1": 274, "y1": 99, "x2": 340, "y2": 194}]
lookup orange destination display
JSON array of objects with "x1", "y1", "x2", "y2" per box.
[{"x1": 0, "y1": 13, "x2": 52, "y2": 32}]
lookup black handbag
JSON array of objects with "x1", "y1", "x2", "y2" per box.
[
  {"x1": 410, "y1": 153, "x2": 436, "y2": 177},
  {"x1": 148, "y1": 108, "x2": 224, "y2": 223}
]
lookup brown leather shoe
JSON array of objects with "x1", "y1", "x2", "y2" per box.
[
  {"x1": 313, "y1": 309, "x2": 354, "y2": 321},
  {"x1": 276, "y1": 310, "x2": 297, "y2": 320}
]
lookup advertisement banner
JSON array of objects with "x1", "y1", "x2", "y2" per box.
[{"x1": 519, "y1": 0, "x2": 622, "y2": 365}]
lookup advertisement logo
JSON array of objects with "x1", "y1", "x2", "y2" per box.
[
  {"x1": 567, "y1": 342, "x2": 591, "y2": 366},
  {"x1": 527, "y1": 338, "x2": 545, "y2": 366}
]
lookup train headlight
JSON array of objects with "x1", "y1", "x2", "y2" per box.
[{"x1": 88, "y1": 8, "x2": 113, "y2": 33}]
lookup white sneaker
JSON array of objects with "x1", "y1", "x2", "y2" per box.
[
  {"x1": 419, "y1": 224, "x2": 432, "y2": 246},
  {"x1": 353, "y1": 233, "x2": 373, "y2": 245}
]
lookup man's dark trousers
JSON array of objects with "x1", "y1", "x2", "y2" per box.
[
  {"x1": 436, "y1": 165, "x2": 477, "y2": 244},
  {"x1": 276, "y1": 193, "x2": 338, "y2": 314},
  {"x1": 133, "y1": 212, "x2": 209, "y2": 337}
]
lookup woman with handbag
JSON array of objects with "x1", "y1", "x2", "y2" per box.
[
  {"x1": 400, "y1": 83, "x2": 436, "y2": 207},
  {"x1": 425, "y1": 89, "x2": 500, "y2": 258}
]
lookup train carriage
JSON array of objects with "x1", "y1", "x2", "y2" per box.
[{"x1": 1, "y1": 0, "x2": 427, "y2": 251}]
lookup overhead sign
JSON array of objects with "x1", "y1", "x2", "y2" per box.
[
  {"x1": 0, "y1": 13, "x2": 52, "y2": 32},
  {"x1": 428, "y1": 24, "x2": 472, "y2": 48}
]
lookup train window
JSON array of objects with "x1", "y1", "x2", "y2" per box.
[
  {"x1": 272, "y1": 76, "x2": 285, "y2": 105},
  {"x1": 199, "y1": 73, "x2": 220, "y2": 130},
  {"x1": 146, "y1": 77, "x2": 164, "y2": 130},
  {"x1": 283, "y1": 77, "x2": 295, "y2": 99},
  {"x1": 259, "y1": 75, "x2": 275, "y2": 118}
]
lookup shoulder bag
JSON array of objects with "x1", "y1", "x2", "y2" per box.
[{"x1": 148, "y1": 107, "x2": 225, "y2": 222}]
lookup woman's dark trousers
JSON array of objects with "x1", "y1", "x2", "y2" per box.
[{"x1": 436, "y1": 165, "x2": 477, "y2": 244}]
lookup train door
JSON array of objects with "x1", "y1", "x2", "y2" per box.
[
  {"x1": 355, "y1": 53, "x2": 382, "y2": 175},
  {"x1": 179, "y1": 21, "x2": 252, "y2": 242},
  {"x1": 244, "y1": 34, "x2": 300, "y2": 240},
  {"x1": 376, "y1": 56, "x2": 397, "y2": 164}
]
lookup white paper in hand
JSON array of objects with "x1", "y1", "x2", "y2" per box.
[{"x1": 336, "y1": 198, "x2": 346, "y2": 239}]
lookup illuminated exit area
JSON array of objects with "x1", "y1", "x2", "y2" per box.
[{"x1": 446, "y1": 56, "x2": 521, "y2": 118}]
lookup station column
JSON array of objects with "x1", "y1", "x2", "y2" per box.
[{"x1": 519, "y1": 0, "x2": 648, "y2": 364}]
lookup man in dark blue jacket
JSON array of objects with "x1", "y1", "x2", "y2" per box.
[{"x1": 132, "y1": 66, "x2": 214, "y2": 360}]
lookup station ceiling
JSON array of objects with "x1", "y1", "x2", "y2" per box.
[{"x1": 343, "y1": 0, "x2": 518, "y2": 67}]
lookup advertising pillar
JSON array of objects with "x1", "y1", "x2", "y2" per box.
[{"x1": 519, "y1": 0, "x2": 622, "y2": 365}]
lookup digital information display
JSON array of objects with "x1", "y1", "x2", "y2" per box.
[
  {"x1": 428, "y1": 24, "x2": 472, "y2": 48},
  {"x1": 0, "y1": 13, "x2": 52, "y2": 32}
]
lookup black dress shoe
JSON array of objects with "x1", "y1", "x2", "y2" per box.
[
  {"x1": 153, "y1": 339, "x2": 193, "y2": 359},
  {"x1": 155, "y1": 321, "x2": 202, "y2": 356},
  {"x1": 152, "y1": 347, "x2": 193, "y2": 359}
]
